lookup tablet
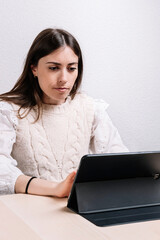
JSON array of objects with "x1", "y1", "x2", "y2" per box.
[{"x1": 67, "y1": 151, "x2": 160, "y2": 226}]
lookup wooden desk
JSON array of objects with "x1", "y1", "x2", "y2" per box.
[{"x1": 0, "y1": 194, "x2": 160, "y2": 240}]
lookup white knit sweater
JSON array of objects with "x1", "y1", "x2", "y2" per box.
[
  {"x1": 11, "y1": 93, "x2": 94, "y2": 182},
  {"x1": 0, "y1": 93, "x2": 128, "y2": 194}
]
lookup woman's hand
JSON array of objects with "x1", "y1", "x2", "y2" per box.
[
  {"x1": 15, "y1": 171, "x2": 76, "y2": 198},
  {"x1": 54, "y1": 171, "x2": 76, "y2": 198}
]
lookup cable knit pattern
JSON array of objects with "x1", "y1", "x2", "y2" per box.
[
  {"x1": 61, "y1": 93, "x2": 94, "y2": 179},
  {"x1": 11, "y1": 93, "x2": 95, "y2": 182}
]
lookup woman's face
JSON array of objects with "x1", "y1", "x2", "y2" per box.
[{"x1": 31, "y1": 46, "x2": 78, "y2": 105}]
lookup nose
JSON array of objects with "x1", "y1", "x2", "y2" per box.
[{"x1": 58, "y1": 69, "x2": 68, "y2": 84}]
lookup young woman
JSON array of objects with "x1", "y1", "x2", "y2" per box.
[{"x1": 0, "y1": 28, "x2": 128, "y2": 197}]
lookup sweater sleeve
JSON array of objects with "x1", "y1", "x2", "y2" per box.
[
  {"x1": 89, "y1": 99, "x2": 129, "y2": 154},
  {"x1": 0, "y1": 101, "x2": 23, "y2": 195}
]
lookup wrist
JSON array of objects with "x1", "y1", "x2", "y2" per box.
[{"x1": 51, "y1": 181, "x2": 63, "y2": 197}]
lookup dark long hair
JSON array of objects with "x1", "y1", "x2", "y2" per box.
[{"x1": 0, "y1": 28, "x2": 83, "y2": 120}]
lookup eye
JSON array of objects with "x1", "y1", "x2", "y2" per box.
[
  {"x1": 68, "y1": 67, "x2": 77, "y2": 72},
  {"x1": 49, "y1": 66, "x2": 59, "y2": 71}
]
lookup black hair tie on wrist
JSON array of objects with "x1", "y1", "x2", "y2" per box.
[{"x1": 25, "y1": 176, "x2": 37, "y2": 194}]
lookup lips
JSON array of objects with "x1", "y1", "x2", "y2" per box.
[{"x1": 54, "y1": 88, "x2": 69, "y2": 92}]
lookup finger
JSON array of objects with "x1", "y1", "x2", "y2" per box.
[{"x1": 66, "y1": 171, "x2": 76, "y2": 182}]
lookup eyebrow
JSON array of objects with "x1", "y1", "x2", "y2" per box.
[{"x1": 46, "y1": 62, "x2": 78, "y2": 65}]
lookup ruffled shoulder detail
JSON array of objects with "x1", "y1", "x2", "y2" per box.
[
  {"x1": 73, "y1": 92, "x2": 95, "y2": 125},
  {"x1": 93, "y1": 98, "x2": 109, "y2": 110},
  {"x1": 0, "y1": 100, "x2": 14, "y2": 111},
  {"x1": 93, "y1": 98, "x2": 109, "y2": 121},
  {"x1": 0, "y1": 101, "x2": 18, "y2": 130}
]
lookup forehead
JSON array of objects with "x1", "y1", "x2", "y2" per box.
[{"x1": 41, "y1": 46, "x2": 78, "y2": 63}]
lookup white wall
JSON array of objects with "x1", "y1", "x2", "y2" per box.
[{"x1": 0, "y1": 0, "x2": 160, "y2": 152}]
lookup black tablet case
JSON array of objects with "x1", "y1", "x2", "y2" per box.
[{"x1": 67, "y1": 152, "x2": 160, "y2": 226}]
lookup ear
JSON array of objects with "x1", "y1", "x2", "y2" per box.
[{"x1": 31, "y1": 65, "x2": 37, "y2": 77}]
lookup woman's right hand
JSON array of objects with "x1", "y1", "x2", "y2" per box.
[
  {"x1": 54, "y1": 171, "x2": 76, "y2": 198},
  {"x1": 15, "y1": 171, "x2": 76, "y2": 198}
]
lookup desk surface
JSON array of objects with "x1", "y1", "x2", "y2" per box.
[{"x1": 0, "y1": 194, "x2": 160, "y2": 240}]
